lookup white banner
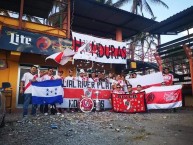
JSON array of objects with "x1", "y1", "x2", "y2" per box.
[
  {"x1": 72, "y1": 31, "x2": 127, "y2": 64},
  {"x1": 127, "y1": 72, "x2": 164, "y2": 88}
]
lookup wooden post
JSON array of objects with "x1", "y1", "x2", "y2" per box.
[
  {"x1": 157, "y1": 34, "x2": 161, "y2": 46},
  {"x1": 116, "y1": 28, "x2": 122, "y2": 42},
  {"x1": 183, "y1": 45, "x2": 193, "y2": 95},
  {"x1": 67, "y1": 0, "x2": 71, "y2": 39},
  {"x1": 154, "y1": 52, "x2": 163, "y2": 72},
  {"x1": 19, "y1": 0, "x2": 24, "y2": 29}
]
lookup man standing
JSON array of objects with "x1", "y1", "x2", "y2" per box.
[
  {"x1": 163, "y1": 67, "x2": 173, "y2": 86},
  {"x1": 54, "y1": 70, "x2": 64, "y2": 80},
  {"x1": 41, "y1": 68, "x2": 55, "y2": 115},
  {"x1": 20, "y1": 65, "x2": 38, "y2": 118},
  {"x1": 76, "y1": 69, "x2": 85, "y2": 81}
]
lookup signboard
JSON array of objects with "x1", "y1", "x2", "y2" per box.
[
  {"x1": 0, "y1": 26, "x2": 72, "y2": 55},
  {"x1": 72, "y1": 31, "x2": 127, "y2": 64},
  {"x1": 57, "y1": 88, "x2": 112, "y2": 109},
  {"x1": 57, "y1": 80, "x2": 112, "y2": 109},
  {"x1": 112, "y1": 92, "x2": 146, "y2": 113}
]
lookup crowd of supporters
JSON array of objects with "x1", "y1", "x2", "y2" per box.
[{"x1": 20, "y1": 65, "x2": 173, "y2": 119}]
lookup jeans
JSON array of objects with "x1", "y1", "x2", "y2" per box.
[
  {"x1": 23, "y1": 93, "x2": 37, "y2": 117},
  {"x1": 40, "y1": 104, "x2": 48, "y2": 113}
]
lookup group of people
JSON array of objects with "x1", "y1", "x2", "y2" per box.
[
  {"x1": 20, "y1": 66, "x2": 64, "y2": 117},
  {"x1": 20, "y1": 65, "x2": 173, "y2": 118}
]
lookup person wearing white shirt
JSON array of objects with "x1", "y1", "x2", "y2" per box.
[
  {"x1": 76, "y1": 69, "x2": 85, "y2": 81},
  {"x1": 40, "y1": 68, "x2": 55, "y2": 115},
  {"x1": 134, "y1": 84, "x2": 144, "y2": 93},
  {"x1": 20, "y1": 65, "x2": 38, "y2": 118}
]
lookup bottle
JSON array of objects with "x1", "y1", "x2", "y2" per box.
[{"x1": 95, "y1": 99, "x2": 100, "y2": 112}]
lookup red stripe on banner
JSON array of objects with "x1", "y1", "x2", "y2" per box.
[
  {"x1": 72, "y1": 40, "x2": 126, "y2": 58},
  {"x1": 112, "y1": 92, "x2": 146, "y2": 113},
  {"x1": 55, "y1": 52, "x2": 63, "y2": 63},
  {"x1": 64, "y1": 88, "x2": 112, "y2": 99},
  {"x1": 145, "y1": 89, "x2": 182, "y2": 105}
]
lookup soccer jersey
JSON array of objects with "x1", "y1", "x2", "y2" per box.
[
  {"x1": 54, "y1": 75, "x2": 64, "y2": 80},
  {"x1": 42, "y1": 74, "x2": 54, "y2": 81},
  {"x1": 113, "y1": 89, "x2": 125, "y2": 94},
  {"x1": 88, "y1": 77, "x2": 99, "y2": 82},
  {"x1": 21, "y1": 72, "x2": 38, "y2": 94},
  {"x1": 163, "y1": 73, "x2": 173, "y2": 86}
]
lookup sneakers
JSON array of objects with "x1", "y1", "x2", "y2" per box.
[
  {"x1": 17, "y1": 116, "x2": 28, "y2": 123},
  {"x1": 44, "y1": 113, "x2": 48, "y2": 116},
  {"x1": 57, "y1": 112, "x2": 61, "y2": 115}
]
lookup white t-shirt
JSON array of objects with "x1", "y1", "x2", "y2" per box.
[
  {"x1": 76, "y1": 76, "x2": 83, "y2": 81},
  {"x1": 54, "y1": 75, "x2": 64, "y2": 80},
  {"x1": 21, "y1": 72, "x2": 37, "y2": 94},
  {"x1": 42, "y1": 74, "x2": 54, "y2": 81},
  {"x1": 88, "y1": 77, "x2": 99, "y2": 82},
  {"x1": 65, "y1": 76, "x2": 75, "y2": 81}
]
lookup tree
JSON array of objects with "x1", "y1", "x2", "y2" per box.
[{"x1": 112, "y1": 0, "x2": 168, "y2": 18}]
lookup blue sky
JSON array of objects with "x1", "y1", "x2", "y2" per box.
[{"x1": 120, "y1": 0, "x2": 193, "y2": 43}]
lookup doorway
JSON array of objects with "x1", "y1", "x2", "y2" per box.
[{"x1": 17, "y1": 65, "x2": 57, "y2": 107}]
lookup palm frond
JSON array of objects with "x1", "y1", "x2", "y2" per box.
[
  {"x1": 106, "y1": 0, "x2": 113, "y2": 5},
  {"x1": 143, "y1": 1, "x2": 154, "y2": 18},
  {"x1": 112, "y1": 0, "x2": 131, "y2": 8},
  {"x1": 149, "y1": 0, "x2": 169, "y2": 9}
]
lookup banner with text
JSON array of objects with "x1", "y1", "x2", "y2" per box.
[
  {"x1": 145, "y1": 85, "x2": 182, "y2": 109},
  {"x1": 0, "y1": 26, "x2": 72, "y2": 55},
  {"x1": 57, "y1": 80, "x2": 112, "y2": 109},
  {"x1": 72, "y1": 31, "x2": 127, "y2": 64},
  {"x1": 112, "y1": 92, "x2": 146, "y2": 113}
]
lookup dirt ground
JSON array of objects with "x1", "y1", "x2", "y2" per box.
[{"x1": 0, "y1": 108, "x2": 193, "y2": 145}]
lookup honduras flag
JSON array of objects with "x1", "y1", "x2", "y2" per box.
[{"x1": 31, "y1": 80, "x2": 63, "y2": 104}]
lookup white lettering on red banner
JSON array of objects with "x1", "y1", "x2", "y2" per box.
[
  {"x1": 57, "y1": 80, "x2": 112, "y2": 109},
  {"x1": 112, "y1": 92, "x2": 146, "y2": 113}
]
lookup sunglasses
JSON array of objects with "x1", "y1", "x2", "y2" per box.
[{"x1": 117, "y1": 87, "x2": 121, "y2": 88}]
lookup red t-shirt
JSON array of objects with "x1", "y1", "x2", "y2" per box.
[{"x1": 163, "y1": 73, "x2": 173, "y2": 86}]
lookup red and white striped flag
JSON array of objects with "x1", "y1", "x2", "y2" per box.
[
  {"x1": 45, "y1": 48, "x2": 75, "y2": 65},
  {"x1": 145, "y1": 85, "x2": 182, "y2": 110}
]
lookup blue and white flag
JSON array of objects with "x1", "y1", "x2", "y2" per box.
[{"x1": 31, "y1": 80, "x2": 64, "y2": 104}]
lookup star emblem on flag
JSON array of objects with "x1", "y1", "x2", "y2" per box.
[{"x1": 46, "y1": 88, "x2": 58, "y2": 96}]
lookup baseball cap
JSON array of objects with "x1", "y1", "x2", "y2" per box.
[{"x1": 80, "y1": 69, "x2": 85, "y2": 73}]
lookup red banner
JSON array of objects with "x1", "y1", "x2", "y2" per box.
[
  {"x1": 64, "y1": 88, "x2": 111, "y2": 99},
  {"x1": 145, "y1": 85, "x2": 182, "y2": 109},
  {"x1": 112, "y1": 92, "x2": 146, "y2": 113}
]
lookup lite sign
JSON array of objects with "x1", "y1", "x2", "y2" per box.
[{"x1": 0, "y1": 26, "x2": 72, "y2": 55}]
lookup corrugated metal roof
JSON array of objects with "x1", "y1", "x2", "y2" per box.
[
  {"x1": 71, "y1": 0, "x2": 158, "y2": 40},
  {"x1": 0, "y1": 0, "x2": 54, "y2": 18},
  {"x1": 148, "y1": 5, "x2": 193, "y2": 35}
]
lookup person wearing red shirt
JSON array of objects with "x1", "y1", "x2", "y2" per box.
[{"x1": 163, "y1": 68, "x2": 173, "y2": 86}]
